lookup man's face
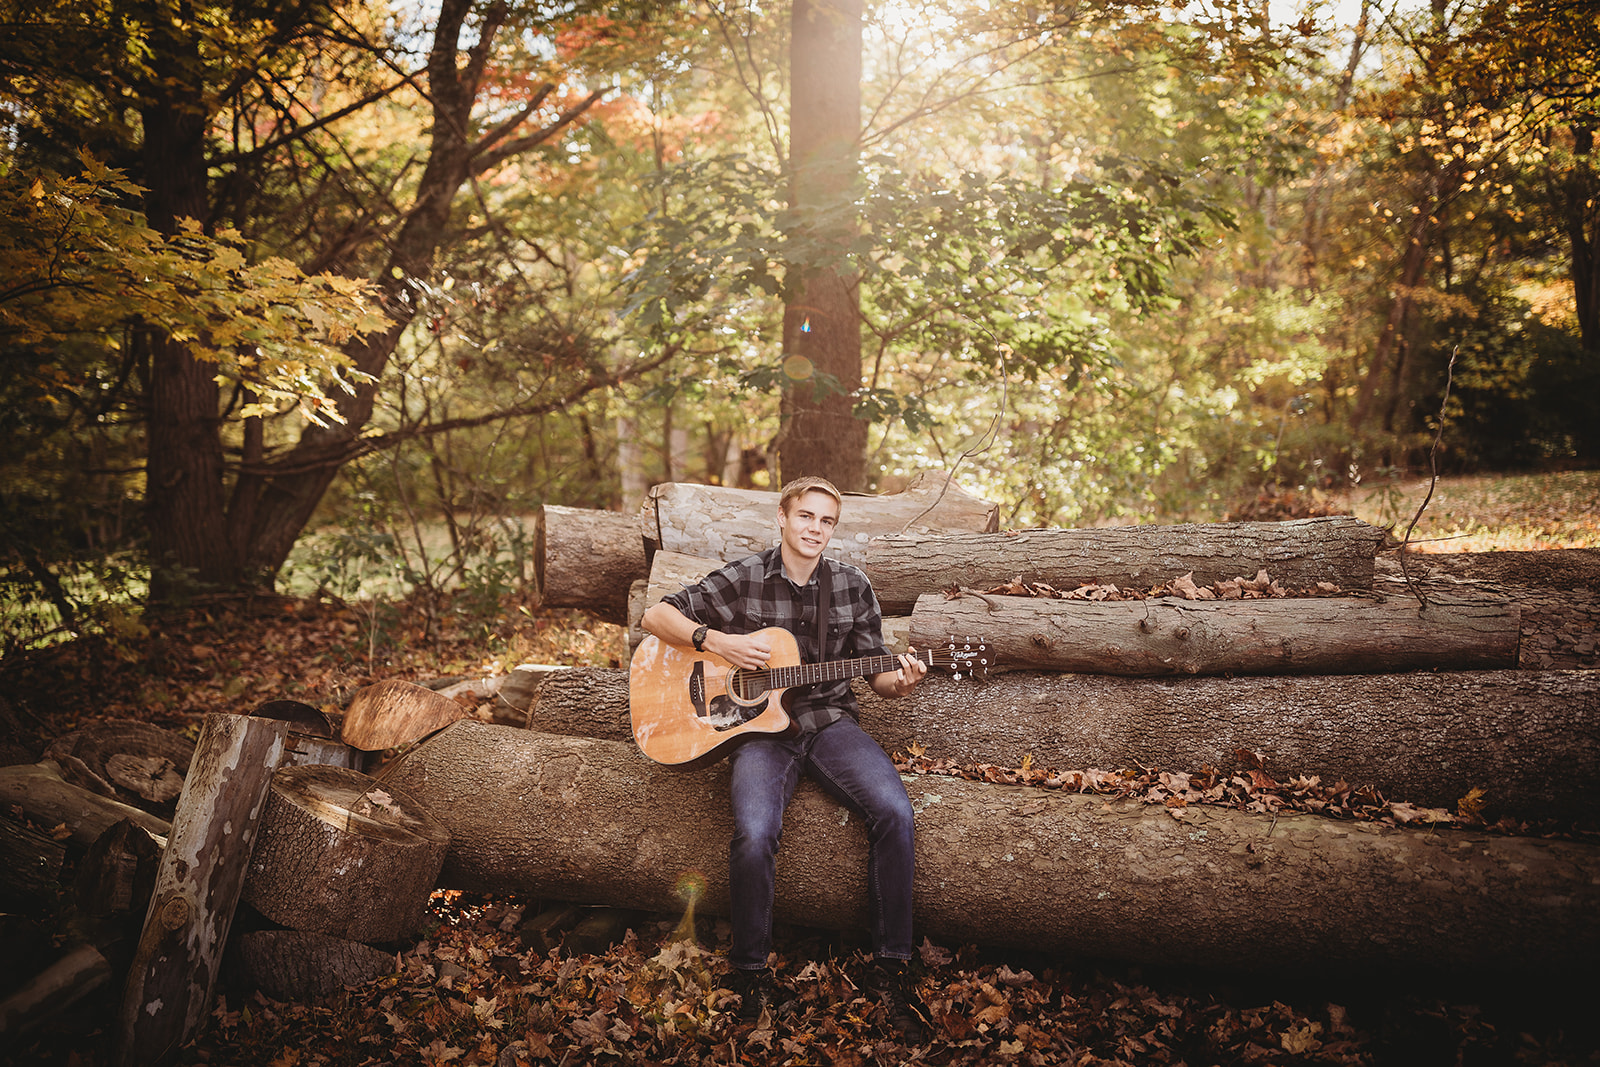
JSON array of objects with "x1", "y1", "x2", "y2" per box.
[{"x1": 777, "y1": 489, "x2": 840, "y2": 561}]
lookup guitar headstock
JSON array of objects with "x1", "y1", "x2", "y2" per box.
[{"x1": 929, "y1": 636, "x2": 991, "y2": 680}]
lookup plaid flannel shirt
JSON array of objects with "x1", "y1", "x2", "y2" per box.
[{"x1": 661, "y1": 547, "x2": 890, "y2": 733}]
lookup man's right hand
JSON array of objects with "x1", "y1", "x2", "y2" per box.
[{"x1": 707, "y1": 630, "x2": 773, "y2": 671}]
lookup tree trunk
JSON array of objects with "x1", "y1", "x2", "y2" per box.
[
  {"x1": 242, "y1": 765, "x2": 449, "y2": 944},
  {"x1": 864, "y1": 516, "x2": 1388, "y2": 615},
  {"x1": 140, "y1": 70, "x2": 235, "y2": 597},
  {"x1": 780, "y1": 0, "x2": 866, "y2": 489},
  {"x1": 115, "y1": 712, "x2": 287, "y2": 1067},
  {"x1": 644, "y1": 472, "x2": 999, "y2": 571},
  {"x1": 384, "y1": 723, "x2": 1600, "y2": 975},
  {"x1": 529, "y1": 666, "x2": 1600, "y2": 819},
  {"x1": 538, "y1": 503, "x2": 647, "y2": 623},
  {"x1": 1351, "y1": 194, "x2": 1434, "y2": 431},
  {"x1": 908, "y1": 592, "x2": 1519, "y2": 675},
  {"x1": 226, "y1": 930, "x2": 398, "y2": 1000},
  {"x1": 134, "y1": 0, "x2": 607, "y2": 597}
]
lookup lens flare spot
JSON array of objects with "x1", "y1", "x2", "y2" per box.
[{"x1": 783, "y1": 355, "x2": 814, "y2": 380}]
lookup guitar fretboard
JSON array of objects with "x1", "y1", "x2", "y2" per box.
[{"x1": 747, "y1": 649, "x2": 941, "y2": 695}]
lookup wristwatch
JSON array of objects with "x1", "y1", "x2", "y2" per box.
[{"x1": 691, "y1": 624, "x2": 710, "y2": 652}]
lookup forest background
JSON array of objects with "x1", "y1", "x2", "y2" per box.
[{"x1": 2, "y1": 0, "x2": 1598, "y2": 653}]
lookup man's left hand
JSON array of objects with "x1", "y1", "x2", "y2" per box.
[{"x1": 891, "y1": 647, "x2": 927, "y2": 697}]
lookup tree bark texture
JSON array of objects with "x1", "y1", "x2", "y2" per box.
[
  {"x1": 115, "y1": 712, "x2": 287, "y2": 1067},
  {"x1": 242, "y1": 765, "x2": 449, "y2": 944},
  {"x1": 538, "y1": 503, "x2": 646, "y2": 623},
  {"x1": 781, "y1": 0, "x2": 867, "y2": 489},
  {"x1": 644, "y1": 472, "x2": 999, "y2": 572},
  {"x1": 864, "y1": 517, "x2": 1389, "y2": 615},
  {"x1": 909, "y1": 592, "x2": 1520, "y2": 676},
  {"x1": 529, "y1": 666, "x2": 1600, "y2": 819},
  {"x1": 385, "y1": 723, "x2": 1600, "y2": 975},
  {"x1": 226, "y1": 930, "x2": 398, "y2": 1001}
]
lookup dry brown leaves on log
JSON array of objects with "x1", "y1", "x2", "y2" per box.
[
  {"x1": 891, "y1": 744, "x2": 1585, "y2": 840},
  {"x1": 965, "y1": 568, "x2": 1341, "y2": 603}
]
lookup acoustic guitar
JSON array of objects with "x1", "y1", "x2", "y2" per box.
[{"x1": 629, "y1": 626, "x2": 991, "y2": 767}]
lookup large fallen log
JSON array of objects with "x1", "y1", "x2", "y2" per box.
[
  {"x1": 538, "y1": 503, "x2": 647, "y2": 623},
  {"x1": 908, "y1": 592, "x2": 1520, "y2": 675},
  {"x1": 0, "y1": 761, "x2": 172, "y2": 846},
  {"x1": 864, "y1": 517, "x2": 1389, "y2": 614},
  {"x1": 385, "y1": 723, "x2": 1600, "y2": 975},
  {"x1": 527, "y1": 666, "x2": 1600, "y2": 819},
  {"x1": 643, "y1": 471, "x2": 1000, "y2": 570}
]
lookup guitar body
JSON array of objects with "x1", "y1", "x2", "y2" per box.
[{"x1": 630, "y1": 627, "x2": 804, "y2": 767}]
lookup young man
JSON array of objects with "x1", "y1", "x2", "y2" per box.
[{"x1": 640, "y1": 476, "x2": 929, "y2": 1039}]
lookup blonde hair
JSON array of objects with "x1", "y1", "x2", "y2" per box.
[{"x1": 778, "y1": 476, "x2": 842, "y2": 514}]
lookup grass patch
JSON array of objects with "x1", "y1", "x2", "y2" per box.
[{"x1": 1329, "y1": 469, "x2": 1600, "y2": 552}]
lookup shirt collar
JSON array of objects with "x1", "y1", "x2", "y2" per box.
[{"x1": 761, "y1": 545, "x2": 825, "y2": 589}]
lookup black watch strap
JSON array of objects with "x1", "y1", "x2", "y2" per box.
[{"x1": 691, "y1": 624, "x2": 710, "y2": 652}]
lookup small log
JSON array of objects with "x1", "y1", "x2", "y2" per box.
[
  {"x1": 0, "y1": 942, "x2": 113, "y2": 1036},
  {"x1": 434, "y1": 665, "x2": 566, "y2": 726},
  {"x1": 643, "y1": 549, "x2": 722, "y2": 607},
  {"x1": 625, "y1": 549, "x2": 723, "y2": 650},
  {"x1": 341, "y1": 679, "x2": 471, "y2": 752},
  {"x1": 114, "y1": 712, "x2": 288, "y2": 1067},
  {"x1": 909, "y1": 593, "x2": 1521, "y2": 676},
  {"x1": 73, "y1": 818, "x2": 162, "y2": 924},
  {"x1": 643, "y1": 471, "x2": 1000, "y2": 571},
  {"x1": 0, "y1": 816, "x2": 67, "y2": 908},
  {"x1": 242, "y1": 765, "x2": 449, "y2": 944},
  {"x1": 864, "y1": 517, "x2": 1389, "y2": 614},
  {"x1": 385, "y1": 723, "x2": 1600, "y2": 975},
  {"x1": 626, "y1": 578, "x2": 649, "y2": 655},
  {"x1": 43, "y1": 720, "x2": 194, "y2": 815},
  {"x1": 538, "y1": 503, "x2": 647, "y2": 623},
  {"x1": 252, "y1": 700, "x2": 358, "y2": 769},
  {"x1": 227, "y1": 929, "x2": 397, "y2": 1000},
  {"x1": 0, "y1": 761, "x2": 172, "y2": 846},
  {"x1": 525, "y1": 666, "x2": 1600, "y2": 819}
]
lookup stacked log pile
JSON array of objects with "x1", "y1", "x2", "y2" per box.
[
  {"x1": 389, "y1": 481, "x2": 1598, "y2": 975},
  {"x1": 1, "y1": 687, "x2": 453, "y2": 1046}
]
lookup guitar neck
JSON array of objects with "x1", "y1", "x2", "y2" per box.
[{"x1": 766, "y1": 648, "x2": 930, "y2": 691}]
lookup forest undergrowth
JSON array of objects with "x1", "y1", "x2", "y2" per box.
[{"x1": 2, "y1": 474, "x2": 1597, "y2": 1066}]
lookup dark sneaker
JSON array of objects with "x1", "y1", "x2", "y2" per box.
[
  {"x1": 866, "y1": 962, "x2": 930, "y2": 1043},
  {"x1": 725, "y1": 967, "x2": 773, "y2": 1021}
]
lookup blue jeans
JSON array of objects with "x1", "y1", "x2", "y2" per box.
[{"x1": 725, "y1": 716, "x2": 915, "y2": 970}]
